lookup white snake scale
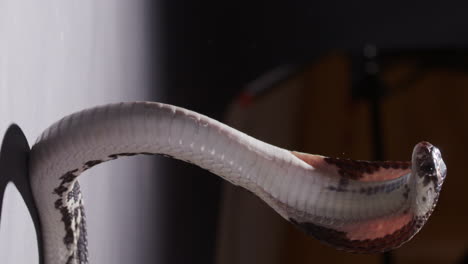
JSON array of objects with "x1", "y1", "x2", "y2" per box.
[{"x1": 28, "y1": 101, "x2": 447, "y2": 264}]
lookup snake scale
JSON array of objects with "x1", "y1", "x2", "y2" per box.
[{"x1": 28, "y1": 101, "x2": 447, "y2": 264}]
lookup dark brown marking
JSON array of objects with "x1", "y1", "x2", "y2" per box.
[
  {"x1": 53, "y1": 185, "x2": 68, "y2": 196},
  {"x1": 54, "y1": 199, "x2": 62, "y2": 209},
  {"x1": 115, "y1": 152, "x2": 138, "y2": 156},
  {"x1": 54, "y1": 170, "x2": 79, "y2": 195},
  {"x1": 403, "y1": 191, "x2": 409, "y2": 199},
  {"x1": 76, "y1": 203, "x2": 88, "y2": 264},
  {"x1": 60, "y1": 205, "x2": 74, "y2": 245},
  {"x1": 54, "y1": 168, "x2": 87, "y2": 263},
  {"x1": 324, "y1": 158, "x2": 411, "y2": 180},
  {"x1": 402, "y1": 184, "x2": 410, "y2": 199},
  {"x1": 84, "y1": 159, "x2": 103, "y2": 169},
  {"x1": 108, "y1": 152, "x2": 139, "y2": 159},
  {"x1": 328, "y1": 178, "x2": 351, "y2": 192},
  {"x1": 67, "y1": 182, "x2": 81, "y2": 202},
  {"x1": 290, "y1": 217, "x2": 419, "y2": 253}
]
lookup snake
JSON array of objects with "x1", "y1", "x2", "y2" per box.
[{"x1": 28, "y1": 101, "x2": 447, "y2": 264}]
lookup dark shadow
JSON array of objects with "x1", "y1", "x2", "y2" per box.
[{"x1": 0, "y1": 124, "x2": 43, "y2": 264}]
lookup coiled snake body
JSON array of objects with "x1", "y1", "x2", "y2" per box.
[{"x1": 29, "y1": 102, "x2": 447, "y2": 264}]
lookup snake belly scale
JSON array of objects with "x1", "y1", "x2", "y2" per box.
[{"x1": 28, "y1": 102, "x2": 447, "y2": 264}]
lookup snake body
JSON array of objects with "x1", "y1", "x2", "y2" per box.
[{"x1": 29, "y1": 102, "x2": 447, "y2": 264}]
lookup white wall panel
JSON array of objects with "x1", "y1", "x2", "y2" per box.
[{"x1": 0, "y1": 1, "x2": 161, "y2": 263}]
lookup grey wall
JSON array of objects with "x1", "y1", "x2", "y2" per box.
[{"x1": 0, "y1": 1, "x2": 162, "y2": 263}]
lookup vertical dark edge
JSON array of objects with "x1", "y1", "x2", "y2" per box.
[
  {"x1": 367, "y1": 48, "x2": 394, "y2": 264},
  {"x1": 0, "y1": 124, "x2": 44, "y2": 264},
  {"x1": 352, "y1": 45, "x2": 394, "y2": 264},
  {"x1": 157, "y1": 2, "x2": 233, "y2": 263}
]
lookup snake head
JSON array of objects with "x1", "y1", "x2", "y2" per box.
[
  {"x1": 412, "y1": 142, "x2": 447, "y2": 190},
  {"x1": 411, "y1": 141, "x2": 447, "y2": 216}
]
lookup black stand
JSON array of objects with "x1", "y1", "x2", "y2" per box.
[
  {"x1": 352, "y1": 45, "x2": 393, "y2": 264},
  {"x1": 0, "y1": 124, "x2": 43, "y2": 264}
]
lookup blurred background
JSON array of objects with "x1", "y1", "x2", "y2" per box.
[{"x1": 1, "y1": 0, "x2": 468, "y2": 263}]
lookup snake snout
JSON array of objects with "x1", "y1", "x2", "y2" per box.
[{"x1": 433, "y1": 147, "x2": 447, "y2": 189}]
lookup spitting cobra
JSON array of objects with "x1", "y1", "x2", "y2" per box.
[{"x1": 28, "y1": 102, "x2": 447, "y2": 264}]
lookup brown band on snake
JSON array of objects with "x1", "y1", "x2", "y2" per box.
[
  {"x1": 290, "y1": 217, "x2": 421, "y2": 253},
  {"x1": 323, "y1": 158, "x2": 410, "y2": 180},
  {"x1": 290, "y1": 212, "x2": 428, "y2": 253},
  {"x1": 291, "y1": 151, "x2": 411, "y2": 182},
  {"x1": 289, "y1": 182, "x2": 441, "y2": 254}
]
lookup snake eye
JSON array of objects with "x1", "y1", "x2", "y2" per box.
[{"x1": 420, "y1": 161, "x2": 434, "y2": 174}]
